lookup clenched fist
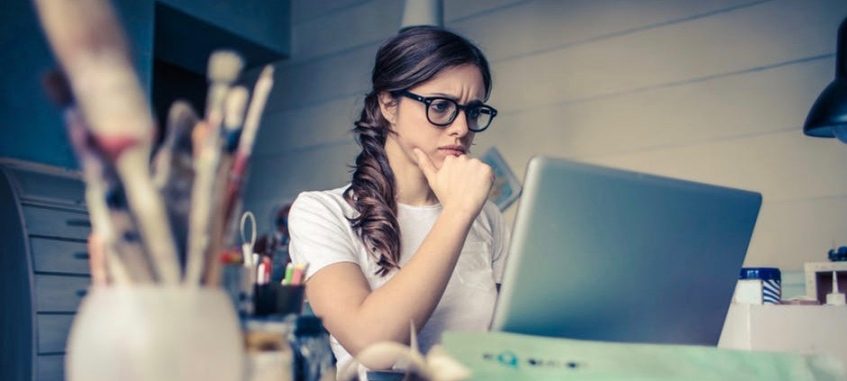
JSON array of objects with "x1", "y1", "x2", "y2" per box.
[{"x1": 413, "y1": 148, "x2": 494, "y2": 220}]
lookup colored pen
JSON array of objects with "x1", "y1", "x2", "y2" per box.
[
  {"x1": 291, "y1": 264, "x2": 305, "y2": 286},
  {"x1": 282, "y1": 262, "x2": 295, "y2": 286}
]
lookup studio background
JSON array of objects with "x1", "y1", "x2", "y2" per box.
[{"x1": 242, "y1": 0, "x2": 847, "y2": 276}]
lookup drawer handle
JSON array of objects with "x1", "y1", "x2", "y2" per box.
[
  {"x1": 66, "y1": 219, "x2": 91, "y2": 228},
  {"x1": 73, "y1": 252, "x2": 90, "y2": 260},
  {"x1": 76, "y1": 289, "x2": 87, "y2": 298}
]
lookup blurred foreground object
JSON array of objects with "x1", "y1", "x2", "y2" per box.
[{"x1": 33, "y1": 1, "x2": 276, "y2": 380}]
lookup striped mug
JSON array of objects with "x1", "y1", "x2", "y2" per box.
[{"x1": 735, "y1": 267, "x2": 781, "y2": 305}]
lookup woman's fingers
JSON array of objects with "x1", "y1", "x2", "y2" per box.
[
  {"x1": 413, "y1": 148, "x2": 437, "y2": 183},
  {"x1": 412, "y1": 149, "x2": 493, "y2": 219}
]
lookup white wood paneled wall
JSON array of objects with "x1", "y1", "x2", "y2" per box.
[{"x1": 244, "y1": 0, "x2": 847, "y2": 271}]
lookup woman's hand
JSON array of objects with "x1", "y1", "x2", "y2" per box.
[{"x1": 413, "y1": 148, "x2": 494, "y2": 219}]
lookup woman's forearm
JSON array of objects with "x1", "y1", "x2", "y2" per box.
[{"x1": 338, "y1": 207, "x2": 476, "y2": 354}]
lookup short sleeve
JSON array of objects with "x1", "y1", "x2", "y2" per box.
[
  {"x1": 288, "y1": 192, "x2": 360, "y2": 281},
  {"x1": 488, "y1": 203, "x2": 511, "y2": 284}
]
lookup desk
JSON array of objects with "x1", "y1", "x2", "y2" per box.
[{"x1": 719, "y1": 303, "x2": 847, "y2": 367}]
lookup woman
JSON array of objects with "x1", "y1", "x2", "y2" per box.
[{"x1": 288, "y1": 26, "x2": 509, "y2": 373}]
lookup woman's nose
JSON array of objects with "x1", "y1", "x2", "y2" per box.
[{"x1": 446, "y1": 110, "x2": 470, "y2": 137}]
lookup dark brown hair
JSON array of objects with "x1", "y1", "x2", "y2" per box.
[{"x1": 344, "y1": 26, "x2": 492, "y2": 276}]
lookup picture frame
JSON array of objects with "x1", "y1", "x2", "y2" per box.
[{"x1": 480, "y1": 147, "x2": 522, "y2": 211}]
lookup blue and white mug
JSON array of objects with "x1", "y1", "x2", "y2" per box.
[{"x1": 735, "y1": 267, "x2": 781, "y2": 305}]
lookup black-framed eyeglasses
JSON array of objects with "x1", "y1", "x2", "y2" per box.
[{"x1": 394, "y1": 90, "x2": 498, "y2": 132}]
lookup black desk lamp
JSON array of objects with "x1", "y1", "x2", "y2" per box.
[
  {"x1": 806, "y1": 17, "x2": 847, "y2": 265},
  {"x1": 805, "y1": 17, "x2": 847, "y2": 142}
]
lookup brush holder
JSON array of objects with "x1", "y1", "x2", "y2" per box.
[
  {"x1": 65, "y1": 286, "x2": 244, "y2": 381},
  {"x1": 253, "y1": 284, "x2": 305, "y2": 317}
]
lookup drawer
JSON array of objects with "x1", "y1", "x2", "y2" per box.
[
  {"x1": 38, "y1": 314, "x2": 75, "y2": 354},
  {"x1": 35, "y1": 275, "x2": 90, "y2": 312},
  {"x1": 31, "y1": 237, "x2": 90, "y2": 275},
  {"x1": 7, "y1": 167, "x2": 85, "y2": 207},
  {"x1": 23, "y1": 206, "x2": 91, "y2": 240},
  {"x1": 37, "y1": 354, "x2": 65, "y2": 381}
]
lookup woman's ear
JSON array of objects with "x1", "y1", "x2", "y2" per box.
[{"x1": 377, "y1": 91, "x2": 398, "y2": 125}]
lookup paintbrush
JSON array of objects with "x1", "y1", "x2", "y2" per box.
[
  {"x1": 33, "y1": 0, "x2": 181, "y2": 284},
  {"x1": 222, "y1": 65, "x2": 275, "y2": 233},
  {"x1": 202, "y1": 67, "x2": 274, "y2": 285},
  {"x1": 152, "y1": 100, "x2": 199, "y2": 269},
  {"x1": 153, "y1": 101, "x2": 198, "y2": 190},
  {"x1": 42, "y1": 70, "x2": 155, "y2": 284},
  {"x1": 223, "y1": 86, "x2": 249, "y2": 154},
  {"x1": 234, "y1": 66, "x2": 274, "y2": 171},
  {"x1": 203, "y1": 87, "x2": 250, "y2": 285},
  {"x1": 184, "y1": 120, "x2": 223, "y2": 286},
  {"x1": 184, "y1": 52, "x2": 245, "y2": 286},
  {"x1": 42, "y1": 70, "x2": 128, "y2": 284},
  {"x1": 205, "y1": 51, "x2": 244, "y2": 127},
  {"x1": 218, "y1": 87, "x2": 249, "y2": 239}
]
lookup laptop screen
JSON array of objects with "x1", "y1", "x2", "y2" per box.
[{"x1": 491, "y1": 157, "x2": 761, "y2": 345}]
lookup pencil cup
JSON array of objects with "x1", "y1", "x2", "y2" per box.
[
  {"x1": 253, "y1": 284, "x2": 305, "y2": 316},
  {"x1": 65, "y1": 287, "x2": 244, "y2": 381}
]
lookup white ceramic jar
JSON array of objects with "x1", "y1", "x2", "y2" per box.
[{"x1": 65, "y1": 287, "x2": 244, "y2": 381}]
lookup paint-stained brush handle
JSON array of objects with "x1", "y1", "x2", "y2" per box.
[
  {"x1": 34, "y1": 0, "x2": 181, "y2": 283},
  {"x1": 153, "y1": 100, "x2": 199, "y2": 267},
  {"x1": 43, "y1": 70, "x2": 155, "y2": 285}
]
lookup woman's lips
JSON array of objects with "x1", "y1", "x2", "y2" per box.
[{"x1": 438, "y1": 146, "x2": 467, "y2": 156}]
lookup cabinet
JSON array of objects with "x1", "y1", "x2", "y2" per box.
[
  {"x1": 0, "y1": 159, "x2": 91, "y2": 381},
  {"x1": 719, "y1": 303, "x2": 847, "y2": 367}
]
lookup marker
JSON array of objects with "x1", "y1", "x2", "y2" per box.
[
  {"x1": 262, "y1": 256, "x2": 272, "y2": 284},
  {"x1": 291, "y1": 263, "x2": 307, "y2": 286},
  {"x1": 283, "y1": 262, "x2": 295, "y2": 285},
  {"x1": 290, "y1": 266, "x2": 301, "y2": 286}
]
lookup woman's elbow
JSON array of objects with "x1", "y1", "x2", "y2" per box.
[
  {"x1": 343, "y1": 335, "x2": 412, "y2": 371},
  {"x1": 337, "y1": 324, "x2": 411, "y2": 362}
]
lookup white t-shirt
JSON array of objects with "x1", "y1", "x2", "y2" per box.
[{"x1": 288, "y1": 185, "x2": 510, "y2": 373}]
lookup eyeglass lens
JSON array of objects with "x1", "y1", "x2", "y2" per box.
[{"x1": 427, "y1": 99, "x2": 493, "y2": 131}]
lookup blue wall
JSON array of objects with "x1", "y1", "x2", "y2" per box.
[
  {"x1": 158, "y1": 0, "x2": 290, "y2": 55},
  {"x1": 0, "y1": 0, "x2": 289, "y2": 169}
]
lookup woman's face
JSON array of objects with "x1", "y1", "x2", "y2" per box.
[{"x1": 381, "y1": 64, "x2": 486, "y2": 169}]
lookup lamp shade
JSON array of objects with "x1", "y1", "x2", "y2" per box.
[
  {"x1": 804, "y1": 17, "x2": 847, "y2": 140},
  {"x1": 400, "y1": 0, "x2": 443, "y2": 29}
]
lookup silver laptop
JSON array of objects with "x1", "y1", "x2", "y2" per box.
[{"x1": 491, "y1": 157, "x2": 762, "y2": 345}]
